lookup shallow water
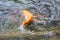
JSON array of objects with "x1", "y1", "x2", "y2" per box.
[{"x1": 0, "y1": 0, "x2": 60, "y2": 40}]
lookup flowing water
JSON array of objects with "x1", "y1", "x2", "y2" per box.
[{"x1": 0, "y1": 0, "x2": 60, "y2": 40}]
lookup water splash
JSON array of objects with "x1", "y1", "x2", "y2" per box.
[{"x1": 18, "y1": 25, "x2": 25, "y2": 32}]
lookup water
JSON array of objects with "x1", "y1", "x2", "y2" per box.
[{"x1": 0, "y1": 0, "x2": 60, "y2": 40}]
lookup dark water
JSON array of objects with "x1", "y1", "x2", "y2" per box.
[{"x1": 0, "y1": 0, "x2": 60, "y2": 40}]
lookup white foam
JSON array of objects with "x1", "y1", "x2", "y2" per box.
[
  {"x1": 18, "y1": 25, "x2": 33, "y2": 34},
  {"x1": 18, "y1": 25, "x2": 25, "y2": 32}
]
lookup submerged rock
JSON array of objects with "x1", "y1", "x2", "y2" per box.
[
  {"x1": 0, "y1": 0, "x2": 59, "y2": 40},
  {"x1": 0, "y1": 0, "x2": 59, "y2": 34}
]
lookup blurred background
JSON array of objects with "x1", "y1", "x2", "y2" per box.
[{"x1": 0, "y1": 0, "x2": 60, "y2": 40}]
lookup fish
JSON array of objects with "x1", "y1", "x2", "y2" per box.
[
  {"x1": 21, "y1": 10, "x2": 47, "y2": 26},
  {"x1": 22, "y1": 10, "x2": 33, "y2": 26},
  {"x1": 19, "y1": 10, "x2": 47, "y2": 31},
  {"x1": 18, "y1": 10, "x2": 33, "y2": 32}
]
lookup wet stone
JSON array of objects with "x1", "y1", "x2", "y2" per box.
[{"x1": 0, "y1": 0, "x2": 59, "y2": 39}]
